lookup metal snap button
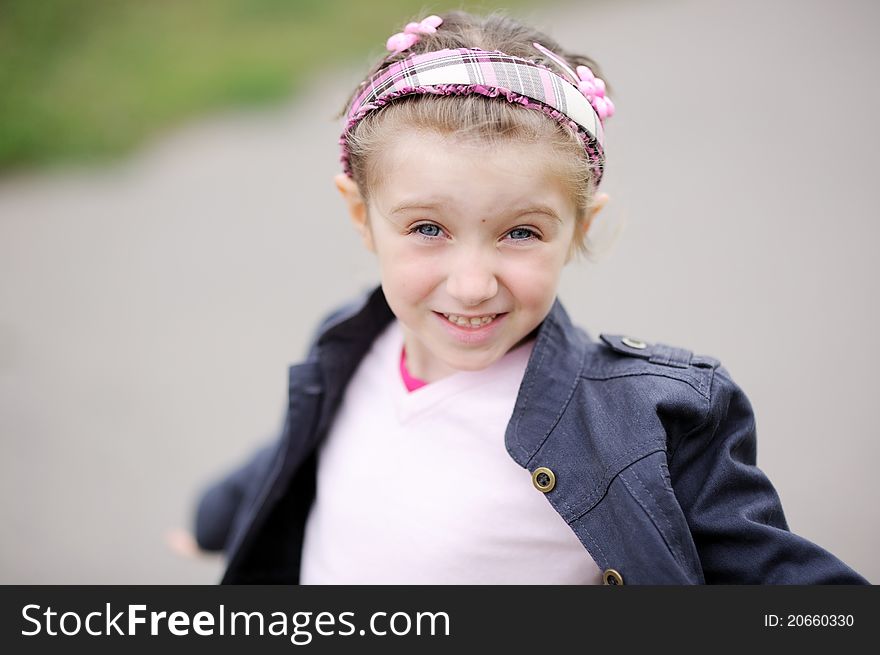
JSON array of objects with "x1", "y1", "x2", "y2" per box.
[
  {"x1": 531, "y1": 467, "x2": 556, "y2": 493},
  {"x1": 603, "y1": 568, "x2": 624, "y2": 585},
  {"x1": 621, "y1": 336, "x2": 647, "y2": 350}
]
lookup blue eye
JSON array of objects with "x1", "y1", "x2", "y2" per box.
[
  {"x1": 414, "y1": 223, "x2": 443, "y2": 239},
  {"x1": 509, "y1": 227, "x2": 537, "y2": 240}
]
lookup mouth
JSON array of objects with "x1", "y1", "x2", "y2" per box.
[
  {"x1": 435, "y1": 311, "x2": 506, "y2": 329},
  {"x1": 432, "y1": 311, "x2": 509, "y2": 344}
]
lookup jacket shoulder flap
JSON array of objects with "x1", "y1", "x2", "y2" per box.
[
  {"x1": 598, "y1": 333, "x2": 719, "y2": 370},
  {"x1": 595, "y1": 333, "x2": 721, "y2": 397}
]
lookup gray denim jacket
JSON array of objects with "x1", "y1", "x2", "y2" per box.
[{"x1": 194, "y1": 283, "x2": 869, "y2": 585}]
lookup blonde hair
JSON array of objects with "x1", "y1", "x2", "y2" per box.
[{"x1": 337, "y1": 9, "x2": 613, "y2": 262}]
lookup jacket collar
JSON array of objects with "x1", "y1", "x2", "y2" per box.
[{"x1": 311, "y1": 284, "x2": 590, "y2": 468}]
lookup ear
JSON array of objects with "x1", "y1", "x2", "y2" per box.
[
  {"x1": 580, "y1": 192, "x2": 609, "y2": 238},
  {"x1": 334, "y1": 173, "x2": 375, "y2": 253},
  {"x1": 565, "y1": 192, "x2": 609, "y2": 265}
]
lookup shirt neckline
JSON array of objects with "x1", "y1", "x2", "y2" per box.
[
  {"x1": 383, "y1": 319, "x2": 535, "y2": 424},
  {"x1": 399, "y1": 344, "x2": 428, "y2": 392}
]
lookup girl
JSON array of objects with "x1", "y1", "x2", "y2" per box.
[{"x1": 190, "y1": 9, "x2": 868, "y2": 585}]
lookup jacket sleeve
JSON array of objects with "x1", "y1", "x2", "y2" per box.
[
  {"x1": 667, "y1": 365, "x2": 870, "y2": 584},
  {"x1": 190, "y1": 295, "x2": 357, "y2": 552},
  {"x1": 192, "y1": 438, "x2": 281, "y2": 552}
]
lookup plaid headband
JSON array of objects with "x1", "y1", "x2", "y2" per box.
[{"x1": 339, "y1": 47, "x2": 607, "y2": 186}]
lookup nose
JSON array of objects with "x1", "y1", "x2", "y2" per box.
[{"x1": 445, "y1": 248, "x2": 498, "y2": 307}]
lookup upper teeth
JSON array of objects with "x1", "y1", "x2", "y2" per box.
[{"x1": 443, "y1": 313, "x2": 498, "y2": 327}]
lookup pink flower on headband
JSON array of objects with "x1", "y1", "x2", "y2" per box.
[
  {"x1": 532, "y1": 42, "x2": 615, "y2": 122},
  {"x1": 386, "y1": 15, "x2": 443, "y2": 54},
  {"x1": 576, "y1": 64, "x2": 615, "y2": 120}
]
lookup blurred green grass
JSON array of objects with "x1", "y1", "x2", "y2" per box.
[{"x1": 0, "y1": 0, "x2": 538, "y2": 174}]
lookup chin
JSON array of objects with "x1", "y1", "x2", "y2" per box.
[{"x1": 447, "y1": 351, "x2": 497, "y2": 372}]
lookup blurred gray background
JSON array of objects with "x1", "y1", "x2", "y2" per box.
[{"x1": 1, "y1": 0, "x2": 877, "y2": 583}]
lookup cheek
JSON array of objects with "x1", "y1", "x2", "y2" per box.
[
  {"x1": 502, "y1": 250, "x2": 564, "y2": 300},
  {"x1": 378, "y1": 249, "x2": 444, "y2": 300}
]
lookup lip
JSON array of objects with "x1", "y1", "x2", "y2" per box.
[{"x1": 433, "y1": 311, "x2": 508, "y2": 345}]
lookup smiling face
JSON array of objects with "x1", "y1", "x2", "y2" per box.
[{"x1": 336, "y1": 129, "x2": 603, "y2": 383}]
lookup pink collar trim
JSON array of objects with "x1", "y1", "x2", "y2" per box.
[{"x1": 399, "y1": 345, "x2": 428, "y2": 392}]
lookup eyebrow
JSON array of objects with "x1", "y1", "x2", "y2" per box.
[{"x1": 389, "y1": 201, "x2": 562, "y2": 223}]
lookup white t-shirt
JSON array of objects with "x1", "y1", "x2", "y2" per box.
[{"x1": 299, "y1": 318, "x2": 602, "y2": 584}]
